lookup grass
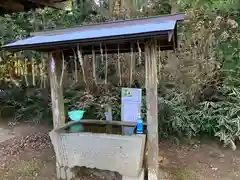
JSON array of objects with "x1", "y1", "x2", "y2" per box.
[
  {"x1": 174, "y1": 168, "x2": 197, "y2": 180},
  {"x1": 15, "y1": 159, "x2": 42, "y2": 177}
]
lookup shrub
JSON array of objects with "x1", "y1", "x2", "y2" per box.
[{"x1": 157, "y1": 85, "x2": 240, "y2": 148}]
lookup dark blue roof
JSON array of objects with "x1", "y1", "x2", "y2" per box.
[{"x1": 3, "y1": 13, "x2": 184, "y2": 51}]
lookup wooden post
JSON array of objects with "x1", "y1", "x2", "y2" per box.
[
  {"x1": 145, "y1": 40, "x2": 159, "y2": 180},
  {"x1": 92, "y1": 47, "x2": 97, "y2": 84},
  {"x1": 47, "y1": 52, "x2": 65, "y2": 128},
  {"x1": 47, "y1": 52, "x2": 74, "y2": 180},
  {"x1": 105, "y1": 104, "x2": 113, "y2": 133}
]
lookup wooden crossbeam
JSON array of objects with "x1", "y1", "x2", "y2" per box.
[
  {"x1": 0, "y1": 0, "x2": 24, "y2": 12},
  {"x1": 0, "y1": 0, "x2": 67, "y2": 14},
  {"x1": 28, "y1": 0, "x2": 67, "y2": 9}
]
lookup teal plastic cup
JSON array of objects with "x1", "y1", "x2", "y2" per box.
[{"x1": 68, "y1": 110, "x2": 84, "y2": 132}]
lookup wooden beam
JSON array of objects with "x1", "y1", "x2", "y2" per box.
[
  {"x1": 52, "y1": 1, "x2": 69, "y2": 9},
  {"x1": 28, "y1": 0, "x2": 68, "y2": 9},
  {"x1": 46, "y1": 52, "x2": 65, "y2": 128},
  {"x1": 145, "y1": 39, "x2": 159, "y2": 180},
  {"x1": 0, "y1": 0, "x2": 24, "y2": 12}
]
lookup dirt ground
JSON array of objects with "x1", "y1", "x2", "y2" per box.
[{"x1": 0, "y1": 123, "x2": 240, "y2": 180}]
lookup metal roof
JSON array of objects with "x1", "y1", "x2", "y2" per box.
[{"x1": 2, "y1": 13, "x2": 184, "y2": 52}]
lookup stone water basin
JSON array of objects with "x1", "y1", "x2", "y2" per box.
[{"x1": 50, "y1": 123, "x2": 146, "y2": 179}]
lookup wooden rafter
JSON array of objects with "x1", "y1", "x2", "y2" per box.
[
  {"x1": 0, "y1": 0, "x2": 24, "y2": 12},
  {"x1": 0, "y1": 0, "x2": 67, "y2": 14},
  {"x1": 28, "y1": 0, "x2": 68, "y2": 9}
]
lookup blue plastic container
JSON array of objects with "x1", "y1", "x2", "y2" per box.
[
  {"x1": 68, "y1": 110, "x2": 85, "y2": 132},
  {"x1": 136, "y1": 115, "x2": 143, "y2": 134}
]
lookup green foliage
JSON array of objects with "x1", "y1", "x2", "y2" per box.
[
  {"x1": 159, "y1": 85, "x2": 240, "y2": 146},
  {"x1": 152, "y1": 0, "x2": 172, "y2": 15},
  {"x1": 0, "y1": 85, "x2": 122, "y2": 125},
  {"x1": 0, "y1": 87, "x2": 52, "y2": 124}
]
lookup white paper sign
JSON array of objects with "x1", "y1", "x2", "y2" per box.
[{"x1": 121, "y1": 88, "x2": 142, "y2": 135}]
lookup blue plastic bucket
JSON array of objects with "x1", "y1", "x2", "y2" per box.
[{"x1": 68, "y1": 110, "x2": 84, "y2": 132}]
